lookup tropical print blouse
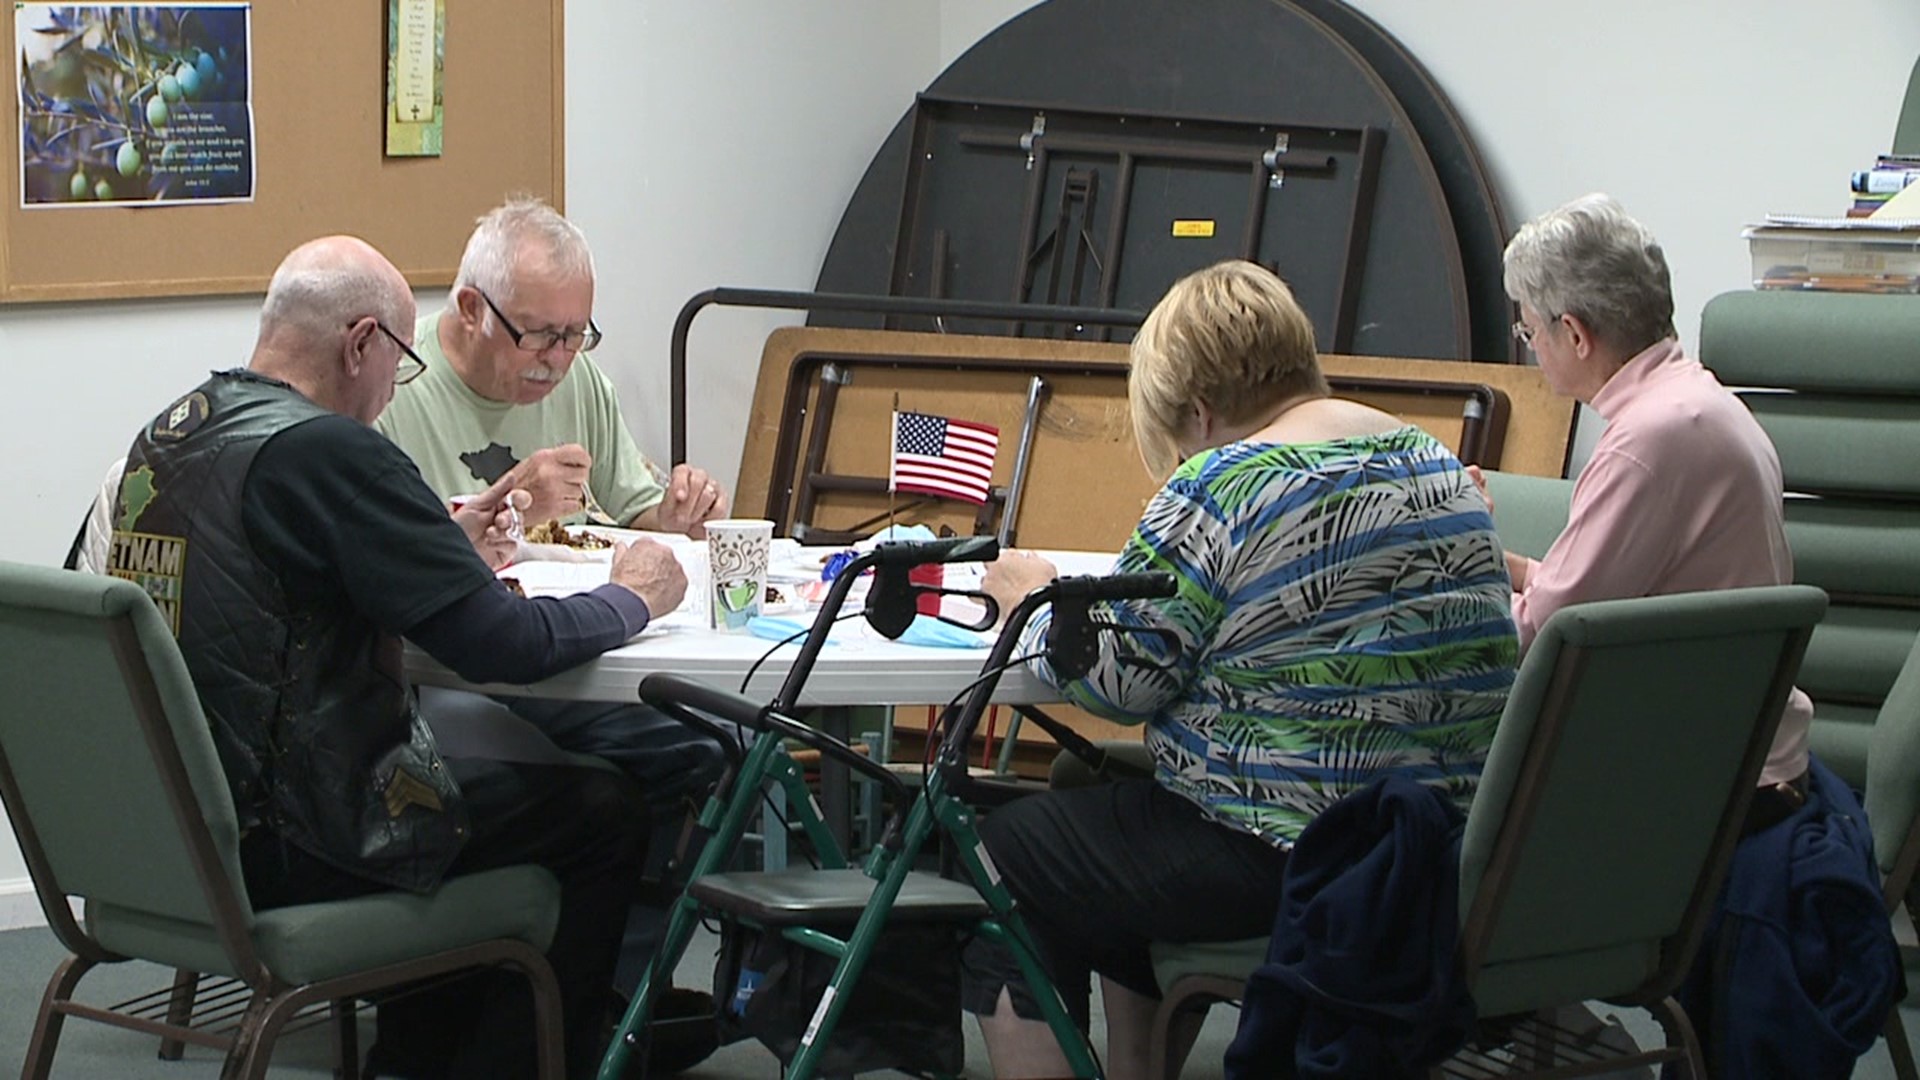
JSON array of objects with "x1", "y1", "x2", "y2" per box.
[{"x1": 1020, "y1": 426, "x2": 1518, "y2": 846}]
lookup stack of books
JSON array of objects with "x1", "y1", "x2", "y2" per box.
[
  {"x1": 1848, "y1": 154, "x2": 1920, "y2": 217},
  {"x1": 1745, "y1": 213, "x2": 1920, "y2": 294}
]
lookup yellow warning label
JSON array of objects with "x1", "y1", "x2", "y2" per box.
[{"x1": 1171, "y1": 220, "x2": 1216, "y2": 238}]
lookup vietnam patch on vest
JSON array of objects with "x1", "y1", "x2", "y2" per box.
[
  {"x1": 383, "y1": 767, "x2": 446, "y2": 818},
  {"x1": 108, "y1": 530, "x2": 186, "y2": 635}
]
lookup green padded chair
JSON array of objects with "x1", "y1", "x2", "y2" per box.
[
  {"x1": 1894, "y1": 53, "x2": 1920, "y2": 156},
  {"x1": 1866, "y1": 631, "x2": 1920, "y2": 1080},
  {"x1": 1145, "y1": 584, "x2": 1826, "y2": 1079},
  {"x1": 1491, "y1": 442, "x2": 1920, "y2": 1073},
  {"x1": 1479, "y1": 470, "x2": 1574, "y2": 565},
  {"x1": 0, "y1": 563, "x2": 567, "y2": 1079},
  {"x1": 1698, "y1": 289, "x2": 1920, "y2": 790}
]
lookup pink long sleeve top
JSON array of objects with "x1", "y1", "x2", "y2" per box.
[{"x1": 1510, "y1": 338, "x2": 1811, "y2": 785}]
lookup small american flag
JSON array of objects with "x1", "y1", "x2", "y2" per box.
[{"x1": 890, "y1": 411, "x2": 999, "y2": 504}]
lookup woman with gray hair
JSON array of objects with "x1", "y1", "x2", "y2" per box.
[
  {"x1": 1496, "y1": 196, "x2": 1907, "y2": 1076},
  {"x1": 1499, "y1": 192, "x2": 1811, "y2": 797},
  {"x1": 971, "y1": 259, "x2": 1517, "y2": 1078}
]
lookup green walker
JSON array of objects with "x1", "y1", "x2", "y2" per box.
[{"x1": 596, "y1": 536, "x2": 1174, "y2": 1079}]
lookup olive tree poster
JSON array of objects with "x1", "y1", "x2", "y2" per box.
[{"x1": 16, "y1": 3, "x2": 254, "y2": 207}]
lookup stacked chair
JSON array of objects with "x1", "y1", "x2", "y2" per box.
[
  {"x1": 1695, "y1": 287, "x2": 1920, "y2": 1077},
  {"x1": 1868, "y1": 631, "x2": 1920, "y2": 1080},
  {"x1": 1695, "y1": 290, "x2": 1920, "y2": 789}
]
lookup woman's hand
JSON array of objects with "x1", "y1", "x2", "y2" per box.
[
  {"x1": 982, "y1": 550, "x2": 1059, "y2": 626},
  {"x1": 1506, "y1": 550, "x2": 1533, "y2": 593},
  {"x1": 1464, "y1": 464, "x2": 1495, "y2": 516}
]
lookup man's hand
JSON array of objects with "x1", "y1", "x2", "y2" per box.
[
  {"x1": 982, "y1": 550, "x2": 1059, "y2": 627},
  {"x1": 636, "y1": 463, "x2": 730, "y2": 538},
  {"x1": 451, "y1": 471, "x2": 531, "y2": 571},
  {"x1": 610, "y1": 538, "x2": 688, "y2": 618},
  {"x1": 510, "y1": 444, "x2": 594, "y2": 523}
]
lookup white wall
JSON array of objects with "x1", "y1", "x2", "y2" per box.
[
  {"x1": 0, "y1": 295, "x2": 262, "y2": 923},
  {"x1": 3, "y1": 0, "x2": 1918, "y2": 921},
  {"x1": 0, "y1": 3, "x2": 943, "y2": 560},
  {"x1": 1353, "y1": 0, "x2": 1920, "y2": 469},
  {"x1": 569, "y1": 2, "x2": 942, "y2": 492},
  {"x1": 944, "y1": 0, "x2": 1920, "y2": 354}
]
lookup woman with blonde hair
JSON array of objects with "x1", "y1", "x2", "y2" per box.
[{"x1": 971, "y1": 259, "x2": 1517, "y2": 1078}]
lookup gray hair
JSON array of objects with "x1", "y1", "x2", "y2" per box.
[
  {"x1": 259, "y1": 260, "x2": 407, "y2": 342},
  {"x1": 1503, "y1": 193, "x2": 1676, "y2": 353},
  {"x1": 451, "y1": 195, "x2": 595, "y2": 303}
]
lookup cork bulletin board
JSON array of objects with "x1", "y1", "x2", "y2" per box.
[{"x1": 1, "y1": 0, "x2": 563, "y2": 302}]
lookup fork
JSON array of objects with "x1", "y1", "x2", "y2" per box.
[{"x1": 580, "y1": 482, "x2": 620, "y2": 527}]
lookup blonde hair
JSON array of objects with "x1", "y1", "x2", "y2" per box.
[{"x1": 1128, "y1": 260, "x2": 1325, "y2": 477}]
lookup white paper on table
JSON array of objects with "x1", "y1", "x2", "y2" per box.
[
  {"x1": 497, "y1": 561, "x2": 608, "y2": 598},
  {"x1": 511, "y1": 541, "x2": 610, "y2": 564},
  {"x1": 1049, "y1": 551, "x2": 1122, "y2": 578},
  {"x1": 497, "y1": 543, "x2": 1117, "y2": 626}
]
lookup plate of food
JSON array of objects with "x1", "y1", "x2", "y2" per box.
[
  {"x1": 760, "y1": 582, "x2": 807, "y2": 617},
  {"x1": 517, "y1": 519, "x2": 615, "y2": 558}
]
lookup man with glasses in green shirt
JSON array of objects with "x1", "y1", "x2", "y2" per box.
[
  {"x1": 376, "y1": 197, "x2": 729, "y2": 1073},
  {"x1": 377, "y1": 196, "x2": 728, "y2": 534}
]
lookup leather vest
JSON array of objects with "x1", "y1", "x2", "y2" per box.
[{"x1": 112, "y1": 371, "x2": 466, "y2": 893}]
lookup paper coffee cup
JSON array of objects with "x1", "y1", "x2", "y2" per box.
[{"x1": 705, "y1": 519, "x2": 774, "y2": 631}]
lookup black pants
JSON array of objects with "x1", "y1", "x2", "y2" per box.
[
  {"x1": 959, "y1": 778, "x2": 1288, "y2": 1029},
  {"x1": 241, "y1": 757, "x2": 650, "y2": 1078},
  {"x1": 432, "y1": 690, "x2": 736, "y2": 992}
]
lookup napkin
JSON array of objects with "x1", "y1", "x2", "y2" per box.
[
  {"x1": 748, "y1": 613, "x2": 984, "y2": 648},
  {"x1": 747, "y1": 615, "x2": 833, "y2": 647},
  {"x1": 862, "y1": 523, "x2": 939, "y2": 546},
  {"x1": 897, "y1": 615, "x2": 988, "y2": 649}
]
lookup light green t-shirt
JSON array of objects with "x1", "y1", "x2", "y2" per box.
[{"x1": 374, "y1": 309, "x2": 664, "y2": 525}]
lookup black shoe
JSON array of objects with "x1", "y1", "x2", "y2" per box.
[
  {"x1": 605, "y1": 986, "x2": 720, "y2": 1077},
  {"x1": 362, "y1": 1040, "x2": 449, "y2": 1080}
]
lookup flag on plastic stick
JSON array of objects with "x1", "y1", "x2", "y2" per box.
[{"x1": 889, "y1": 411, "x2": 999, "y2": 505}]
